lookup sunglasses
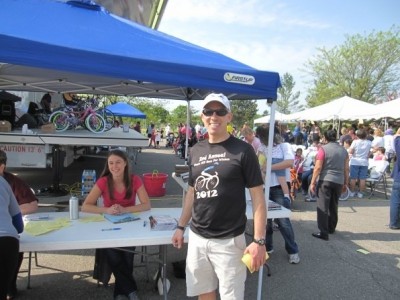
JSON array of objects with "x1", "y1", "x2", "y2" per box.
[{"x1": 202, "y1": 108, "x2": 229, "y2": 117}]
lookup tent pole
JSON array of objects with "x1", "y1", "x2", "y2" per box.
[
  {"x1": 184, "y1": 99, "x2": 190, "y2": 165},
  {"x1": 257, "y1": 99, "x2": 276, "y2": 300}
]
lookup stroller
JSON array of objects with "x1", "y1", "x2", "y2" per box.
[{"x1": 166, "y1": 133, "x2": 175, "y2": 148}]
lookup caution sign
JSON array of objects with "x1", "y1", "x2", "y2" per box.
[{"x1": 0, "y1": 144, "x2": 47, "y2": 168}]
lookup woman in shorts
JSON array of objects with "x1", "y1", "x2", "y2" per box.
[{"x1": 348, "y1": 129, "x2": 371, "y2": 198}]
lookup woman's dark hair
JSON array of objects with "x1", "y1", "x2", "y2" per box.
[
  {"x1": 356, "y1": 128, "x2": 367, "y2": 139},
  {"x1": 323, "y1": 130, "x2": 337, "y2": 142},
  {"x1": 0, "y1": 150, "x2": 7, "y2": 165},
  {"x1": 312, "y1": 134, "x2": 320, "y2": 143},
  {"x1": 294, "y1": 134, "x2": 303, "y2": 145},
  {"x1": 256, "y1": 125, "x2": 281, "y2": 146},
  {"x1": 100, "y1": 149, "x2": 132, "y2": 201}
]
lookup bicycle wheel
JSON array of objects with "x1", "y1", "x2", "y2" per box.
[
  {"x1": 96, "y1": 108, "x2": 115, "y2": 131},
  {"x1": 50, "y1": 111, "x2": 70, "y2": 132},
  {"x1": 85, "y1": 113, "x2": 105, "y2": 133},
  {"x1": 339, "y1": 185, "x2": 350, "y2": 201}
]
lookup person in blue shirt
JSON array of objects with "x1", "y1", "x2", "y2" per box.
[
  {"x1": 0, "y1": 176, "x2": 24, "y2": 300},
  {"x1": 389, "y1": 128, "x2": 400, "y2": 230}
]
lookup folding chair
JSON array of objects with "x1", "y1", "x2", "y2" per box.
[{"x1": 366, "y1": 160, "x2": 389, "y2": 199}]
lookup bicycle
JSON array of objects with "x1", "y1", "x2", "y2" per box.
[
  {"x1": 49, "y1": 98, "x2": 106, "y2": 133},
  {"x1": 95, "y1": 107, "x2": 115, "y2": 132}
]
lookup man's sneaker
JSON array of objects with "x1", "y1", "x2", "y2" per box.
[
  {"x1": 357, "y1": 192, "x2": 363, "y2": 198},
  {"x1": 349, "y1": 192, "x2": 356, "y2": 198},
  {"x1": 289, "y1": 253, "x2": 300, "y2": 264},
  {"x1": 267, "y1": 249, "x2": 274, "y2": 254}
]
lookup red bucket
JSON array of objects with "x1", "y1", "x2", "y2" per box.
[{"x1": 143, "y1": 171, "x2": 168, "y2": 197}]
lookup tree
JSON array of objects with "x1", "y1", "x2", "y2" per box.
[
  {"x1": 305, "y1": 26, "x2": 400, "y2": 107},
  {"x1": 129, "y1": 97, "x2": 169, "y2": 124},
  {"x1": 167, "y1": 104, "x2": 201, "y2": 129},
  {"x1": 230, "y1": 100, "x2": 258, "y2": 128},
  {"x1": 276, "y1": 72, "x2": 302, "y2": 113}
]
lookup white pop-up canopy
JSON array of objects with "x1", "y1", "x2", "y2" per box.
[
  {"x1": 254, "y1": 111, "x2": 292, "y2": 124},
  {"x1": 287, "y1": 96, "x2": 376, "y2": 121}
]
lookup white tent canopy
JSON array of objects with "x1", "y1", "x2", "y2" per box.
[
  {"x1": 375, "y1": 98, "x2": 400, "y2": 119},
  {"x1": 254, "y1": 111, "x2": 292, "y2": 124},
  {"x1": 287, "y1": 96, "x2": 376, "y2": 121}
]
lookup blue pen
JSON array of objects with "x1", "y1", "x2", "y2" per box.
[{"x1": 101, "y1": 228, "x2": 122, "y2": 231}]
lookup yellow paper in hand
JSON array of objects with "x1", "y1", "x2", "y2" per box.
[
  {"x1": 241, "y1": 252, "x2": 269, "y2": 273},
  {"x1": 258, "y1": 153, "x2": 266, "y2": 168}
]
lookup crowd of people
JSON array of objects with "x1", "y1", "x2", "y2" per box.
[
  {"x1": 1, "y1": 91, "x2": 399, "y2": 300},
  {"x1": 171, "y1": 93, "x2": 399, "y2": 298}
]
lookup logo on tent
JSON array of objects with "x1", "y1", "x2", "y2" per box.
[{"x1": 224, "y1": 73, "x2": 255, "y2": 85}]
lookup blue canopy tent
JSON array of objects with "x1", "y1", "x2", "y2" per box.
[
  {"x1": 0, "y1": 1, "x2": 280, "y2": 297},
  {"x1": 0, "y1": 0, "x2": 280, "y2": 100},
  {"x1": 106, "y1": 102, "x2": 146, "y2": 119}
]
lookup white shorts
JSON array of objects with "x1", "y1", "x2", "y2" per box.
[{"x1": 186, "y1": 229, "x2": 247, "y2": 299}]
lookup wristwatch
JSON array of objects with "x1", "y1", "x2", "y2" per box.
[
  {"x1": 176, "y1": 225, "x2": 185, "y2": 232},
  {"x1": 253, "y1": 238, "x2": 266, "y2": 246}
]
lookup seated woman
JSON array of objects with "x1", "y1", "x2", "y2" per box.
[
  {"x1": 82, "y1": 149, "x2": 150, "y2": 300},
  {"x1": 40, "y1": 93, "x2": 52, "y2": 114}
]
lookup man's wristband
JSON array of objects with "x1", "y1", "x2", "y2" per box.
[{"x1": 176, "y1": 225, "x2": 185, "y2": 232}]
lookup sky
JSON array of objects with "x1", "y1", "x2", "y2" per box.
[{"x1": 157, "y1": 0, "x2": 399, "y2": 114}]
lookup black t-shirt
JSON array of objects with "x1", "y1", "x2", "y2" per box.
[{"x1": 188, "y1": 135, "x2": 264, "y2": 238}]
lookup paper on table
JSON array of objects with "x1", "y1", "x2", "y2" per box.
[
  {"x1": 79, "y1": 214, "x2": 105, "y2": 223},
  {"x1": 103, "y1": 213, "x2": 140, "y2": 224},
  {"x1": 24, "y1": 218, "x2": 71, "y2": 236}
]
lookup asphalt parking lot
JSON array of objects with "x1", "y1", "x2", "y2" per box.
[{"x1": 8, "y1": 145, "x2": 400, "y2": 300}]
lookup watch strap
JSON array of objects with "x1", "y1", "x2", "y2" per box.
[{"x1": 176, "y1": 225, "x2": 185, "y2": 231}]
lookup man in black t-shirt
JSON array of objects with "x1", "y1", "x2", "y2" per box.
[{"x1": 172, "y1": 94, "x2": 266, "y2": 299}]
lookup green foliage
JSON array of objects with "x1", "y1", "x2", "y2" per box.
[
  {"x1": 305, "y1": 26, "x2": 400, "y2": 107},
  {"x1": 127, "y1": 97, "x2": 169, "y2": 124},
  {"x1": 230, "y1": 100, "x2": 258, "y2": 128},
  {"x1": 166, "y1": 104, "x2": 201, "y2": 128},
  {"x1": 277, "y1": 72, "x2": 302, "y2": 113}
]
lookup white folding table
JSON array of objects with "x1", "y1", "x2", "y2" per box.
[{"x1": 20, "y1": 208, "x2": 184, "y2": 299}]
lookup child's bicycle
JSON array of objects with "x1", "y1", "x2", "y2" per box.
[{"x1": 49, "y1": 98, "x2": 106, "y2": 133}]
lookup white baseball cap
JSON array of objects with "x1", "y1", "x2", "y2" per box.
[{"x1": 202, "y1": 93, "x2": 231, "y2": 111}]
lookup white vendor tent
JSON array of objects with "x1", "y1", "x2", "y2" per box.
[
  {"x1": 287, "y1": 96, "x2": 376, "y2": 121},
  {"x1": 375, "y1": 98, "x2": 400, "y2": 119},
  {"x1": 254, "y1": 111, "x2": 291, "y2": 124}
]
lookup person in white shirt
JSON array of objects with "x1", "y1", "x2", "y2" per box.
[
  {"x1": 349, "y1": 129, "x2": 372, "y2": 198},
  {"x1": 384, "y1": 129, "x2": 395, "y2": 173},
  {"x1": 155, "y1": 130, "x2": 161, "y2": 148},
  {"x1": 256, "y1": 125, "x2": 300, "y2": 264}
]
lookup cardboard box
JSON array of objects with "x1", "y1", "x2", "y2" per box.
[
  {"x1": 0, "y1": 120, "x2": 12, "y2": 132},
  {"x1": 41, "y1": 123, "x2": 56, "y2": 133}
]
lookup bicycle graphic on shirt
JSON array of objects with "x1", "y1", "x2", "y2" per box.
[{"x1": 195, "y1": 165, "x2": 220, "y2": 198}]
